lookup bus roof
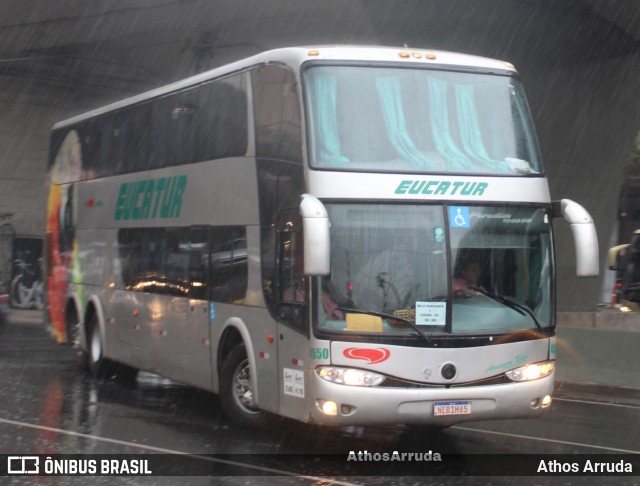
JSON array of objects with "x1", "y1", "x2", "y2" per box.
[{"x1": 53, "y1": 45, "x2": 516, "y2": 130}]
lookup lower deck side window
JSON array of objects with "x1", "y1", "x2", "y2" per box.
[{"x1": 117, "y1": 226, "x2": 248, "y2": 303}]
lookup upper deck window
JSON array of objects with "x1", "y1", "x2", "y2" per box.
[{"x1": 304, "y1": 65, "x2": 542, "y2": 175}]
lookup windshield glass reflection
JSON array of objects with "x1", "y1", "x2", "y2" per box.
[
  {"x1": 315, "y1": 203, "x2": 552, "y2": 336},
  {"x1": 304, "y1": 65, "x2": 542, "y2": 175}
]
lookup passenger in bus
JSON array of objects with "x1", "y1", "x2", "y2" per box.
[
  {"x1": 453, "y1": 259, "x2": 485, "y2": 297},
  {"x1": 283, "y1": 279, "x2": 344, "y2": 320},
  {"x1": 321, "y1": 280, "x2": 344, "y2": 320},
  {"x1": 321, "y1": 292, "x2": 344, "y2": 319},
  {"x1": 280, "y1": 279, "x2": 306, "y2": 326},
  {"x1": 282, "y1": 281, "x2": 306, "y2": 303}
]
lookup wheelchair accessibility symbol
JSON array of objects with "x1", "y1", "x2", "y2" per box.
[{"x1": 449, "y1": 206, "x2": 470, "y2": 228}]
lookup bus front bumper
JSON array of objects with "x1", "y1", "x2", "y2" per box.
[{"x1": 308, "y1": 371, "x2": 555, "y2": 426}]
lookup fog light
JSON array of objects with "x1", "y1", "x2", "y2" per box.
[
  {"x1": 531, "y1": 394, "x2": 553, "y2": 410},
  {"x1": 341, "y1": 404, "x2": 354, "y2": 415},
  {"x1": 318, "y1": 400, "x2": 338, "y2": 416}
]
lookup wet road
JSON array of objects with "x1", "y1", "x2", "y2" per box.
[{"x1": 0, "y1": 311, "x2": 638, "y2": 485}]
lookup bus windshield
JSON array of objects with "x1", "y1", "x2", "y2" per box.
[
  {"x1": 304, "y1": 65, "x2": 541, "y2": 175},
  {"x1": 315, "y1": 204, "x2": 552, "y2": 336}
]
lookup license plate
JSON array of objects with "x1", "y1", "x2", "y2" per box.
[{"x1": 434, "y1": 400, "x2": 471, "y2": 416}]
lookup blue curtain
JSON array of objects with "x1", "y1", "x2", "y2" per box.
[
  {"x1": 375, "y1": 77, "x2": 432, "y2": 169},
  {"x1": 455, "y1": 84, "x2": 509, "y2": 173},
  {"x1": 310, "y1": 74, "x2": 349, "y2": 167},
  {"x1": 427, "y1": 77, "x2": 477, "y2": 172}
]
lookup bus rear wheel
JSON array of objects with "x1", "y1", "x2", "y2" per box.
[
  {"x1": 220, "y1": 343, "x2": 268, "y2": 429},
  {"x1": 86, "y1": 314, "x2": 138, "y2": 383},
  {"x1": 86, "y1": 314, "x2": 114, "y2": 379}
]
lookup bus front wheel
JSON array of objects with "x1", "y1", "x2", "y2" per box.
[{"x1": 220, "y1": 343, "x2": 268, "y2": 429}]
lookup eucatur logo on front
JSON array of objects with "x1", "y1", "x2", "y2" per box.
[
  {"x1": 343, "y1": 347, "x2": 391, "y2": 364},
  {"x1": 395, "y1": 180, "x2": 489, "y2": 196}
]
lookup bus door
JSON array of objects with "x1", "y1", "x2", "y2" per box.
[{"x1": 276, "y1": 211, "x2": 311, "y2": 420}]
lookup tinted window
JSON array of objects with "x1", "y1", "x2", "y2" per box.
[
  {"x1": 209, "y1": 227, "x2": 248, "y2": 304},
  {"x1": 118, "y1": 226, "x2": 248, "y2": 302},
  {"x1": 118, "y1": 227, "x2": 186, "y2": 296},
  {"x1": 252, "y1": 65, "x2": 302, "y2": 162},
  {"x1": 195, "y1": 76, "x2": 248, "y2": 161},
  {"x1": 125, "y1": 104, "x2": 151, "y2": 173},
  {"x1": 55, "y1": 73, "x2": 249, "y2": 181},
  {"x1": 276, "y1": 210, "x2": 306, "y2": 332}
]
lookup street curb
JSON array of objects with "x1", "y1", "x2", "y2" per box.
[
  {"x1": 557, "y1": 310, "x2": 640, "y2": 332},
  {"x1": 554, "y1": 381, "x2": 640, "y2": 407}
]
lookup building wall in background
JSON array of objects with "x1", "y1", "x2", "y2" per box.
[{"x1": 0, "y1": 1, "x2": 639, "y2": 312}]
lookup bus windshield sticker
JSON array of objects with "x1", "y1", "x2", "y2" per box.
[
  {"x1": 449, "y1": 206, "x2": 470, "y2": 228},
  {"x1": 415, "y1": 301, "x2": 446, "y2": 326}
]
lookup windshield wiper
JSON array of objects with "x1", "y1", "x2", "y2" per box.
[
  {"x1": 467, "y1": 285, "x2": 542, "y2": 330},
  {"x1": 338, "y1": 307, "x2": 429, "y2": 339}
]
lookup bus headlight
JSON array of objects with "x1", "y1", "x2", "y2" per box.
[
  {"x1": 317, "y1": 367, "x2": 385, "y2": 386},
  {"x1": 506, "y1": 361, "x2": 555, "y2": 382}
]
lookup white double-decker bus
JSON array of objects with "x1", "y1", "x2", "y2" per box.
[{"x1": 46, "y1": 46, "x2": 598, "y2": 428}]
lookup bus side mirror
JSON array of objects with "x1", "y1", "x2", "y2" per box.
[
  {"x1": 553, "y1": 199, "x2": 599, "y2": 277},
  {"x1": 300, "y1": 194, "x2": 330, "y2": 276},
  {"x1": 608, "y1": 244, "x2": 629, "y2": 271}
]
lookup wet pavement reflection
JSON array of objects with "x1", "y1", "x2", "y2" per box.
[
  {"x1": 0, "y1": 311, "x2": 637, "y2": 485},
  {"x1": 0, "y1": 311, "x2": 441, "y2": 457}
]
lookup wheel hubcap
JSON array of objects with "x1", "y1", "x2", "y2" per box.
[
  {"x1": 232, "y1": 359, "x2": 261, "y2": 414},
  {"x1": 90, "y1": 327, "x2": 101, "y2": 364}
]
